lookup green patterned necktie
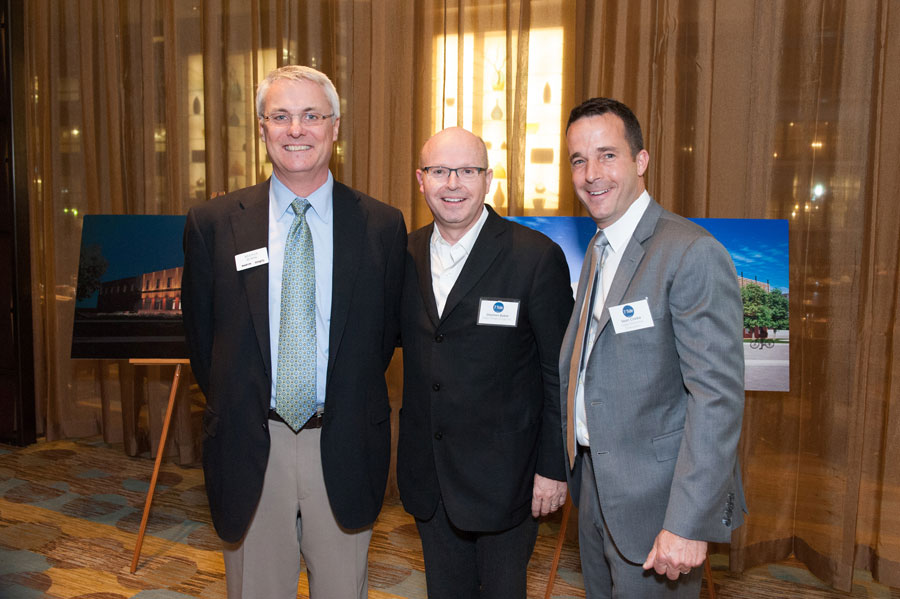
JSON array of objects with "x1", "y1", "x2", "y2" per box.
[{"x1": 274, "y1": 198, "x2": 317, "y2": 432}]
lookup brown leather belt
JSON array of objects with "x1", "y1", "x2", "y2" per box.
[{"x1": 268, "y1": 409, "x2": 324, "y2": 430}]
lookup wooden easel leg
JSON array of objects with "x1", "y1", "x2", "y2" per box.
[
  {"x1": 544, "y1": 496, "x2": 573, "y2": 599},
  {"x1": 129, "y1": 364, "x2": 182, "y2": 573},
  {"x1": 704, "y1": 555, "x2": 717, "y2": 599}
]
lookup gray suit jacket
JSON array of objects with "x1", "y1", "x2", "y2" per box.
[{"x1": 559, "y1": 198, "x2": 747, "y2": 563}]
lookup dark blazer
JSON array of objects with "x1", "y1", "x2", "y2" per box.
[
  {"x1": 559, "y1": 198, "x2": 746, "y2": 563},
  {"x1": 397, "y1": 207, "x2": 573, "y2": 532},
  {"x1": 182, "y1": 178, "x2": 406, "y2": 543}
]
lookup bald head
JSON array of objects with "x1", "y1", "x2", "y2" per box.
[
  {"x1": 419, "y1": 127, "x2": 489, "y2": 170},
  {"x1": 415, "y1": 127, "x2": 494, "y2": 245}
]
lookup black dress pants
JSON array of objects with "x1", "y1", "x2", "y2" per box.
[{"x1": 415, "y1": 498, "x2": 539, "y2": 599}]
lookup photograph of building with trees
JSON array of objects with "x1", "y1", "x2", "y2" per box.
[{"x1": 71, "y1": 215, "x2": 187, "y2": 359}]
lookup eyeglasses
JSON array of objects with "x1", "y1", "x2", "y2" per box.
[
  {"x1": 261, "y1": 112, "x2": 335, "y2": 128},
  {"x1": 421, "y1": 166, "x2": 487, "y2": 182}
]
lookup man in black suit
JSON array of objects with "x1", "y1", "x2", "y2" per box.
[
  {"x1": 397, "y1": 127, "x2": 573, "y2": 598},
  {"x1": 182, "y1": 65, "x2": 406, "y2": 598}
]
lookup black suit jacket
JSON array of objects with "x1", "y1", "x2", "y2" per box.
[
  {"x1": 182, "y1": 178, "x2": 406, "y2": 543},
  {"x1": 397, "y1": 207, "x2": 573, "y2": 532}
]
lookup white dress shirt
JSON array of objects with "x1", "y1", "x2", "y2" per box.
[
  {"x1": 429, "y1": 206, "x2": 489, "y2": 316},
  {"x1": 575, "y1": 190, "x2": 651, "y2": 445}
]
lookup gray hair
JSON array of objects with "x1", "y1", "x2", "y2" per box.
[{"x1": 256, "y1": 65, "x2": 341, "y2": 120}]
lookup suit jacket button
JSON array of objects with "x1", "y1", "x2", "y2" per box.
[
  {"x1": 434, "y1": 432, "x2": 443, "y2": 440},
  {"x1": 722, "y1": 518, "x2": 732, "y2": 527},
  {"x1": 432, "y1": 383, "x2": 441, "y2": 391},
  {"x1": 434, "y1": 334, "x2": 444, "y2": 342}
]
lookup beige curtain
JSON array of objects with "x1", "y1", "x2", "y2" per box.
[{"x1": 24, "y1": 0, "x2": 900, "y2": 591}]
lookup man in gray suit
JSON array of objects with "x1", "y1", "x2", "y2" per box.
[{"x1": 559, "y1": 97, "x2": 746, "y2": 597}]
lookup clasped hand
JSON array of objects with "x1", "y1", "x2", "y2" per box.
[{"x1": 531, "y1": 474, "x2": 567, "y2": 517}]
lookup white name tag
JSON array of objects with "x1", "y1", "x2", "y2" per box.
[
  {"x1": 235, "y1": 247, "x2": 269, "y2": 271},
  {"x1": 477, "y1": 298, "x2": 520, "y2": 327},
  {"x1": 609, "y1": 298, "x2": 655, "y2": 334}
]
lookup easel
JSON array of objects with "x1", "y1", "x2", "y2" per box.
[
  {"x1": 543, "y1": 497, "x2": 718, "y2": 599},
  {"x1": 128, "y1": 358, "x2": 190, "y2": 574}
]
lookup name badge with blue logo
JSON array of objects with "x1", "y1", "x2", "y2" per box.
[
  {"x1": 477, "y1": 297, "x2": 520, "y2": 327},
  {"x1": 609, "y1": 298, "x2": 654, "y2": 334}
]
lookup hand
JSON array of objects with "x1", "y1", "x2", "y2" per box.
[
  {"x1": 641, "y1": 529, "x2": 707, "y2": 581},
  {"x1": 531, "y1": 474, "x2": 567, "y2": 517}
]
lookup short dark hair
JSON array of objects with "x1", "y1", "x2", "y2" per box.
[{"x1": 566, "y1": 97, "x2": 644, "y2": 158}]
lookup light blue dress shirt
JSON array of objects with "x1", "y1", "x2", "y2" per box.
[{"x1": 268, "y1": 172, "x2": 334, "y2": 410}]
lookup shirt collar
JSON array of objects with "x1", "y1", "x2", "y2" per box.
[
  {"x1": 599, "y1": 190, "x2": 651, "y2": 254},
  {"x1": 271, "y1": 171, "x2": 334, "y2": 222},
  {"x1": 430, "y1": 205, "x2": 489, "y2": 255}
]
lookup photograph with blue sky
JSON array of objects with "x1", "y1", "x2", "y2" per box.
[
  {"x1": 508, "y1": 216, "x2": 791, "y2": 392},
  {"x1": 76, "y1": 215, "x2": 186, "y2": 309},
  {"x1": 697, "y1": 218, "x2": 789, "y2": 293},
  {"x1": 509, "y1": 216, "x2": 789, "y2": 295},
  {"x1": 72, "y1": 215, "x2": 187, "y2": 359}
]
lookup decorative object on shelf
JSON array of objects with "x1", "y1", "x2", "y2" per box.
[
  {"x1": 501, "y1": 141, "x2": 508, "y2": 150},
  {"x1": 491, "y1": 100, "x2": 504, "y2": 121},
  {"x1": 530, "y1": 148, "x2": 554, "y2": 164},
  {"x1": 543, "y1": 82, "x2": 552, "y2": 104},
  {"x1": 229, "y1": 80, "x2": 242, "y2": 102},
  {"x1": 493, "y1": 162, "x2": 507, "y2": 180},
  {"x1": 492, "y1": 182, "x2": 506, "y2": 209},
  {"x1": 532, "y1": 197, "x2": 545, "y2": 211},
  {"x1": 446, "y1": 97, "x2": 455, "y2": 106},
  {"x1": 526, "y1": 123, "x2": 540, "y2": 134},
  {"x1": 192, "y1": 96, "x2": 201, "y2": 115},
  {"x1": 228, "y1": 110, "x2": 240, "y2": 127},
  {"x1": 489, "y1": 52, "x2": 506, "y2": 91},
  {"x1": 191, "y1": 150, "x2": 205, "y2": 163},
  {"x1": 229, "y1": 160, "x2": 245, "y2": 176},
  {"x1": 535, "y1": 183, "x2": 546, "y2": 194}
]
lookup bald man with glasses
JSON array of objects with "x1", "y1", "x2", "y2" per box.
[{"x1": 397, "y1": 127, "x2": 573, "y2": 598}]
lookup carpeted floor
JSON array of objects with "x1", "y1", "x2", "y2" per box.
[{"x1": 1, "y1": 437, "x2": 898, "y2": 598}]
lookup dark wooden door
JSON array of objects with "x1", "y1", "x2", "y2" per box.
[{"x1": 0, "y1": 0, "x2": 36, "y2": 445}]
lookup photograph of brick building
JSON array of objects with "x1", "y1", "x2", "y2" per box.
[{"x1": 72, "y1": 215, "x2": 187, "y2": 359}]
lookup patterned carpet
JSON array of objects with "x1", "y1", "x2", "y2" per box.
[{"x1": 1, "y1": 437, "x2": 898, "y2": 598}]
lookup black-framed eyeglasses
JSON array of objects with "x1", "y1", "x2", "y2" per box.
[
  {"x1": 261, "y1": 112, "x2": 335, "y2": 127},
  {"x1": 421, "y1": 166, "x2": 487, "y2": 182}
]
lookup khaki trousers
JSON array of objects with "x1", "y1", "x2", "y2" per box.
[{"x1": 224, "y1": 422, "x2": 372, "y2": 599}]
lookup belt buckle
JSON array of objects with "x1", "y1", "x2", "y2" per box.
[{"x1": 303, "y1": 410, "x2": 324, "y2": 430}]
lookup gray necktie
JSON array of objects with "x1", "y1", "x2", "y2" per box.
[{"x1": 274, "y1": 198, "x2": 317, "y2": 432}]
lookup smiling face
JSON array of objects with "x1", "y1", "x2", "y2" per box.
[
  {"x1": 566, "y1": 112, "x2": 649, "y2": 229},
  {"x1": 259, "y1": 78, "x2": 340, "y2": 197},
  {"x1": 416, "y1": 127, "x2": 493, "y2": 244}
]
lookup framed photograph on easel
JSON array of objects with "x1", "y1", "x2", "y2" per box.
[
  {"x1": 71, "y1": 214, "x2": 192, "y2": 572},
  {"x1": 72, "y1": 215, "x2": 188, "y2": 359}
]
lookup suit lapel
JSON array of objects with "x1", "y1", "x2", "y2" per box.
[
  {"x1": 593, "y1": 199, "x2": 662, "y2": 337},
  {"x1": 329, "y1": 181, "x2": 365, "y2": 381},
  {"x1": 410, "y1": 224, "x2": 441, "y2": 328},
  {"x1": 440, "y1": 207, "x2": 506, "y2": 322},
  {"x1": 229, "y1": 182, "x2": 272, "y2": 375}
]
